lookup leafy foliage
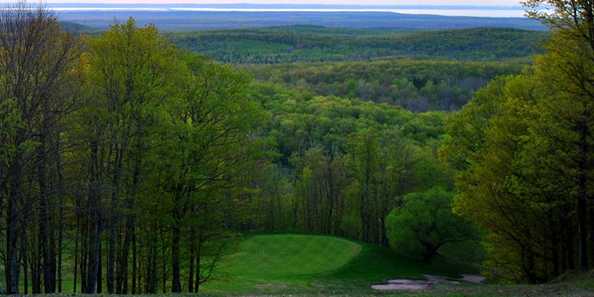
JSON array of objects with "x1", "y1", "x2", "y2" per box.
[
  {"x1": 442, "y1": 28, "x2": 594, "y2": 282},
  {"x1": 238, "y1": 82, "x2": 453, "y2": 246},
  {"x1": 385, "y1": 188, "x2": 480, "y2": 262},
  {"x1": 170, "y1": 27, "x2": 548, "y2": 64},
  {"x1": 249, "y1": 59, "x2": 525, "y2": 111}
]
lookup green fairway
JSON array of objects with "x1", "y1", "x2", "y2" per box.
[
  {"x1": 203, "y1": 234, "x2": 475, "y2": 295},
  {"x1": 219, "y1": 234, "x2": 361, "y2": 277}
]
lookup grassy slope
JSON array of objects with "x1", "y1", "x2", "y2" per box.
[
  {"x1": 202, "y1": 234, "x2": 594, "y2": 296},
  {"x1": 203, "y1": 234, "x2": 474, "y2": 295}
]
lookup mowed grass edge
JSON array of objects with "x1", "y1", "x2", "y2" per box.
[{"x1": 203, "y1": 234, "x2": 476, "y2": 295}]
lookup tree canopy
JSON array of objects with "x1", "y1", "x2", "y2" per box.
[{"x1": 386, "y1": 188, "x2": 479, "y2": 262}]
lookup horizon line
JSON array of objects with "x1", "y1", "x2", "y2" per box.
[{"x1": 5, "y1": 2, "x2": 525, "y2": 9}]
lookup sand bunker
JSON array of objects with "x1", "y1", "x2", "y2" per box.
[
  {"x1": 461, "y1": 274, "x2": 486, "y2": 284},
  {"x1": 372, "y1": 274, "x2": 485, "y2": 291},
  {"x1": 371, "y1": 279, "x2": 432, "y2": 291}
]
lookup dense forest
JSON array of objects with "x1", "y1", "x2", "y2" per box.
[
  {"x1": 242, "y1": 83, "x2": 453, "y2": 245},
  {"x1": 249, "y1": 59, "x2": 525, "y2": 111},
  {"x1": 171, "y1": 27, "x2": 543, "y2": 112},
  {"x1": 170, "y1": 26, "x2": 548, "y2": 64},
  {"x1": 1, "y1": 0, "x2": 594, "y2": 295}
]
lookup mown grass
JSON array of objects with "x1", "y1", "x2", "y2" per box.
[
  {"x1": 7, "y1": 234, "x2": 593, "y2": 296},
  {"x1": 203, "y1": 234, "x2": 361, "y2": 294},
  {"x1": 4, "y1": 233, "x2": 467, "y2": 295},
  {"x1": 202, "y1": 234, "x2": 476, "y2": 295}
]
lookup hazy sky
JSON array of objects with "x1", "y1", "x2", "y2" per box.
[{"x1": 43, "y1": 0, "x2": 522, "y2": 6}]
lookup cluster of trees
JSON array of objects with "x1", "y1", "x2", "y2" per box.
[
  {"x1": 443, "y1": 0, "x2": 594, "y2": 282},
  {"x1": 239, "y1": 83, "x2": 458, "y2": 247},
  {"x1": 385, "y1": 188, "x2": 480, "y2": 262},
  {"x1": 250, "y1": 59, "x2": 524, "y2": 111},
  {"x1": 170, "y1": 26, "x2": 548, "y2": 64},
  {"x1": 0, "y1": 5, "x2": 264, "y2": 294}
]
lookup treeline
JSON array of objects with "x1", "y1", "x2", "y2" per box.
[
  {"x1": 249, "y1": 59, "x2": 524, "y2": 111},
  {"x1": 170, "y1": 26, "x2": 548, "y2": 64},
  {"x1": 0, "y1": 6, "x2": 265, "y2": 294},
  {"x1": 443, "y1": 0, "x2": 594, "y2": 282}
]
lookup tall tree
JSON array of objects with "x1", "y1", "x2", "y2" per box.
[
  {"x1": 82, "y1": 18, "x2": 183, "y2": 294},
  {"x1": 444, "y1": 33, "x2": 594, "y2": 281},
  {"x1": 142, "y1": 54, "x2": 263, "y2": 293},
  {"x1": 0, "y1": 2, "x2": 80, "y2": 293},
  {"x1": 525, "y1": 0, "x2": 594, "y2": 272}
]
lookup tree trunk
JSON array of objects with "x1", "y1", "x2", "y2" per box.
[
  {"x1": 171, "y1": 223, "x2": 182, "y2": 293},
  {"x1": 146, "y1": 236, "x2": 157, "y2": 294},
  {"x1": 85, "y1": 140, "x2": 102, "y2": 294},
  {"x1": 550, "y1": 214, "x2": 560, "y2": 277},
  {"x1": 38, "y1": 126, "x2": 57, "y2": 294},
  {"x1": 565, "y1": 214, "x2": 576, "y2": 270},
  {"x1": 188, "y1": 229, "x2": 195, "y2": 293},
  {"x1": 6, "y1": 155, "x2": 22, "y2": 294},
  {"x1": 118, "y1": 221, "x2": 131, "y2": 294},
  {"x1": 85, "y1": 221, "x2": 100, "y2": 293},
  {"x1": 21, "y1": 227, "x2": 28, "y2": 294},
  {"x1": 80, "y1": 222, "x2": 88, "y2": 293},
  {"x1": 577, "y1": 118, "x2": 590, "y2": 271},
  {"x1": 56, "y1": 137, "x2": 65, "y2": 293},
  {"x1": 421, "y1": 241, "x2": 441, "y2": 262},
  {"x1": 73, "y1": 193, "x2": 82, "y2": 294},
  {"x1": 32, "y1": 239, "x2": 41, "y2": 294},
  {"x1": 195, "y1": 237, "x2": 202, "y2": 293},
  {"x1": 98, "y1": 240, "x2": 103, "y2": 293},
  {"x1": 590, "y1": 197, "x2": 594, "y2": 269},
  {"x1": 118, "y1": 153, "x2": 141, "y2": 295},
  {"x1": 162, "y1": 231, "x2": 168, "y2": 293},
  {"x1": 132, "y1": 227, "x2": 138, "y2": 294},
  {"x1": 108, "y1": 146, "x2": 124, "y2": 294}
]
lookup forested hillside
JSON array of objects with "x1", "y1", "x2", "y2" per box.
[
  {"x1": 171, "y1": 26, "x2": 543, "y2": 112},
  {"x1": 170, "y1": 26, "x2": 548, "y2": 63},
  {"x1": 59, "y1": 21, "x2": 97, "y2": 34},
  {"x1": 249, "y1": 59, "x2": 524, "y2": 111},
  {"x1": 240, "y1": 83, "x2": 453, "y2": 246}
]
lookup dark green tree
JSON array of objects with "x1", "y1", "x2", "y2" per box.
[{"x1": 385, "y1": 188, "x2": 479, "y2": 261}]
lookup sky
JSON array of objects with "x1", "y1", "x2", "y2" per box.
[{"x1": 42, "y1": 0, "x2": 522, "y2": 6}]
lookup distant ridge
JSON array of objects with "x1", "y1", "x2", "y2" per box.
[
  {"x1": 53, "y1": 10, "x2": 545, "y2": 32},
  {"x1": 43, "y1": 3, "x2": 525, "y2": 10},
  {"x1": 170, "y1": 26, "x2": 547, "y2": 64},
  {"x1": 45, "y1": 4, "x2": 528, "y2": 18}
]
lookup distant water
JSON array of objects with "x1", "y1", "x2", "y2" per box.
[{"x1": 47, "y1": 6, "x2": 526, "y2": 18}]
